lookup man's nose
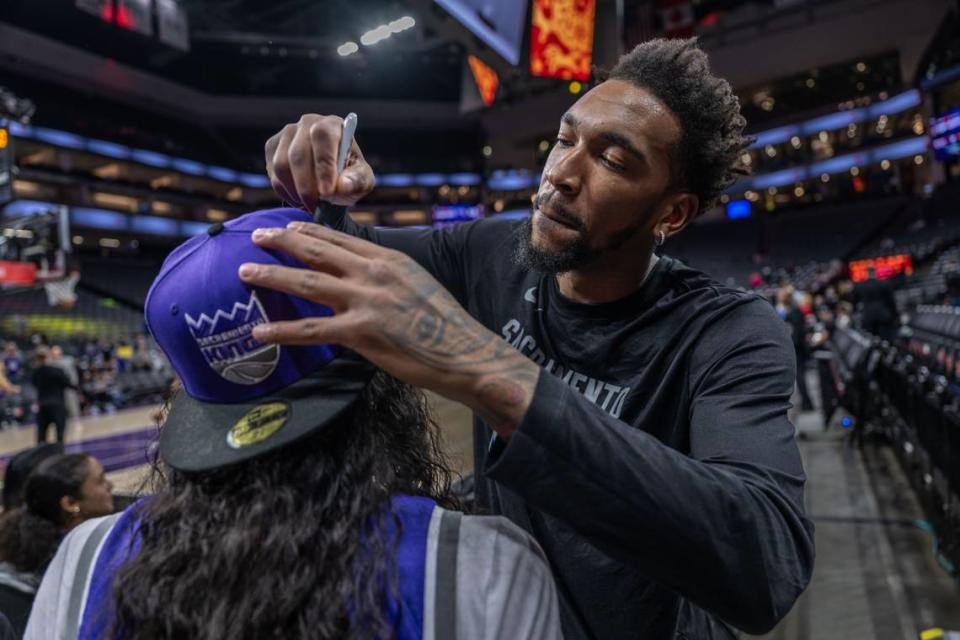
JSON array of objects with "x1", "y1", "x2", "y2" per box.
[{"x1": 544, "y1": 148, "x2": 583, "y2": 196}]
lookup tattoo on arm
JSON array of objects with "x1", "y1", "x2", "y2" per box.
[{"x1": 379, "y1": 263, "x2": 539, "y2": 437}]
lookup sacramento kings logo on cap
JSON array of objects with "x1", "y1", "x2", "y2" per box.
[{"x1": 185, "y1": 291, "x2": 279, "y2": 385}]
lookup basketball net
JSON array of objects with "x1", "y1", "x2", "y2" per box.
[
  {"x1": 43, "y1": 272, "x2": 79, "y2": 309},
  {"x1": 33, "y1": 250, "x2": 77, "y2": 309}
]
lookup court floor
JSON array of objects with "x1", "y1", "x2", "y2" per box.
[{"x1": 0, "y1": 406, "x2": 157, "y2": 493}]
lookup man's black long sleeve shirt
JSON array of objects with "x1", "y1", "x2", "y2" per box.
[{"x1": 328, "y1": 213, "x2": 814, "y2": 639}]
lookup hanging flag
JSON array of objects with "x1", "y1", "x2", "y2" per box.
[
  {"x1": 468, "y1": 55, "x2": 500, "y2": 107},
  {"x1": 529, "y1": 0, "x2": 596, "y2": 81}
]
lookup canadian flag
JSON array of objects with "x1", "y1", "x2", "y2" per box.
[{"x1": 657, "y1": 0, "x2": 694, "y2": 38}]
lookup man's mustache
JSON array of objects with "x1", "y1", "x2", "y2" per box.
[{"x1": 534, "y1": 192, "x2": 585, "y2": 231}]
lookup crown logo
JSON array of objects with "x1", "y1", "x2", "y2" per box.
[
  {"x1": 184, "y1": 291, "x2": 279, "y2": 385},
  {"x1": 185, "y1": 291, "x2": 266, "y2": 337}
]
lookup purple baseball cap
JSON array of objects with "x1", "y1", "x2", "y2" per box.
[{"x1": 145, "y1": 207, "x2": 374, "y2": 472}]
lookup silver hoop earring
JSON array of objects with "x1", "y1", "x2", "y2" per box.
[{"x1": 656, "y1": 230, "x2": 666, "y2": 248}]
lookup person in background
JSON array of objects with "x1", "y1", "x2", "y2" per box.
[
  {"x1": 97, "y1": 339, "x2": 114, "y2": 371},
  {"x1": 835, "y1": 301, "x2": 854, "y2": 329},
  {"x1": 0, "y1": 454, "x2": 114, "y2": 637},
  {"x1": 1, "y1": 444, "x2": 62, "y2": 512},
  {"x1": 853, "y1": 266, "x2": 898, "y2": 342},
  {"x1": 114, "y1": 341, "x2": 133, "y2": 373},
  {"x1": 777, "y1": 287, "x2": 814, "y2": 412},
  {"x1": 48, "y1": 346, "x2": 80, "y2": 429},
  {"x1": 29, "y1": 348, "x2": 76, "y2": 445},
  {"x1": 132, "y1": 335, "x2": 152, "y2": 372},
  {"x1": 0, "y1": 371, "x2": 18, "y2": 398},
  {"x1": 1, "y1": 346, "x2": 21, "y2": 386}
]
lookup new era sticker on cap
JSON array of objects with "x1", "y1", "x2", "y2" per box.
[{"x1": 227, "y1": 401, "x2": 290, "y2": 449}]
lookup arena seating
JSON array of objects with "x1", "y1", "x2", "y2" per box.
[
  {"x1": 856, "y1": 184, "x2": 960, "y2": 260},
  {"x1": 765, "y1": 198, "x2": 906, "y2": 266},
  {"x1": 894, "y1": 245, "x2": 960, "y2": 308},
  {"x1": 823, "y1": 318, "x2": 960, "y2": 573},
  {"x1": 665, "y1": 217, "x2": 759, "y2": 285},
  {"x1": 671, "y1": 197, "x2": 905, "y2": 289},
  {"x1": 79, "y1": 257, "x2": 162, "y2": 310},
  {"x1": 0, "y1": 287, "x2": 144, "y2": 339}
]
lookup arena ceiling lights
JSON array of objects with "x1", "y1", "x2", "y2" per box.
[
  {"x1": 337, "y1": 16, "x2": 416, "y2": 57},
  {"x1": 749, "y1": 89, "x2": 922, "y2": 149},
  {"x1": 729, "y1": 136, "x2": 930, "y2": 195}
]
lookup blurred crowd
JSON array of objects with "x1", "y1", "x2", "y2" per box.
[
  {"x1": 0, "y1": 335, "x2": 169, "y2": 429},
  {"x1": 761, "y1": 263, "x2": 924, "y2": 419}
]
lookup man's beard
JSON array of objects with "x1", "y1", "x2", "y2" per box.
[{"x1": 513, "y1": 216, "x2": 598, "y2": 275}]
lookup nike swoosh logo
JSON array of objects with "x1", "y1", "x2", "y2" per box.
[{"x1": 524, "y1": 287, "x2": 537, "y2": 304}]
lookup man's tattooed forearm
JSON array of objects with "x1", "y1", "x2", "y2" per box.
[{"x1": 379, "y1": 281, "x2": 539, "y2": 433}]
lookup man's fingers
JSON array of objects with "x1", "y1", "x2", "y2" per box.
[
  {"x1": 266, "y1": 115, "x2": 375, "y2": 208},
  {"x1": 272, "y1": 179, "x2": 299, "y2": 209},
  {"x1": 252, "y1": 315, "x2": 353, "y2": 346},
  {"x1": 331, "y1": 140, "x2": 375, "y2": 205},
  {"x1": 308, "y1": 117, "x2": 341, "y2": 200},
  {"x1": 238, "y1": 262, "x2": 353, "y2": 309},
  {"x1": 284, "y1": 221, "x2": 387, "y2": 260},
  {"x1": 250, "y1": 228, "x2": 367, "y2": 275},
  {"x1": 270, "y1": 125, "x2": 302, "y2": 207},
  {"x1": 288, "y1": 124, "x2": 320, "y2": 212},
  {"x1": 264, "y1": 131, "x2": 280, "y2": 178}
]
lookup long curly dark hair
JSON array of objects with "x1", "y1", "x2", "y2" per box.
[
  {"x1": 0, "y1": 453, "x2": 93, "y2": 574},
  {"x1": 110, "y1": 372, "x2": 459, "y2": 640}
]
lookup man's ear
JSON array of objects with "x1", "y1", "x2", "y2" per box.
[{"x1": 657, "y1": 192, "x2": 699, "y2": 241}]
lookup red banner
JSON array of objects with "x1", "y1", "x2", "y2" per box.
[
  {"x1": 529, "y1": 0, "x2": 596, "y2": 81},
  {"x1": 0, "y1": 261, "x2": 37, "y2": 287}
]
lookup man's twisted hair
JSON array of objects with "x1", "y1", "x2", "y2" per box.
[
  {"x1": 607, "y1": 37, "x2": 752, "y2": 213},
  {"x1": 110, "y1": 372, "x2": 459, "y2": 640}
]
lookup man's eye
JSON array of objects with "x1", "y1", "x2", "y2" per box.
[
  {"x1": 554, "y1": 137, "x2": 572, "y2": 147},
  {"x1": 602, "y1": 156, "x2": 626, "y2": 171}
]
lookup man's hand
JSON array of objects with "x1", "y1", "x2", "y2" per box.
[
  {"x1": 239, "y1": 222, "x2": 540, "y2": 439},
  {"x1": 264, "y1": 114, "x2": 376, "y2": 211}
]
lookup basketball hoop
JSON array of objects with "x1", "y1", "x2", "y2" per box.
[{"x1": 43, "y1": 271, "x2": 79, "y2": 309}]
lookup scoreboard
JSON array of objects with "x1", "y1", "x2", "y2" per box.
[
  {"x1": 848, "y1": 254, "x2": 913, "y2": 282},
  {"x1": 0, "y1": 124, "x2": 11, "y2": 205}
]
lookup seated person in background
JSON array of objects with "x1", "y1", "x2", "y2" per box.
[
  {"x1": 0, "y1": 454, "x2": 114, "y2": 636},
  {"x1": 1, "y1": 444, "x2": 62, "y2": 512},
  {"x1": 26, "y1": 209, "x2": 561, "y2": 640}
]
